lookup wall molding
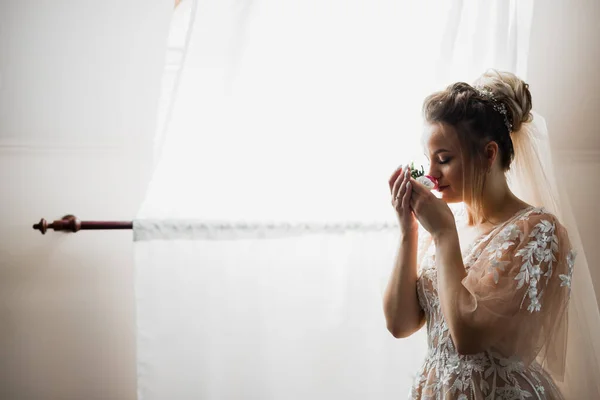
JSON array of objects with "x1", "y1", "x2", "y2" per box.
[{"x1": 0, "y1": 135, "x2": 153, "y2": 152}]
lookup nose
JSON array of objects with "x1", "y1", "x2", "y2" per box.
[{"x1": 427, "y1": 164, "x2": 442, "y2": 180}]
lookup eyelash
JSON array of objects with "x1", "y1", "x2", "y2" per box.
[{"x1": 438, "y1": 158, "x2": 451, "y2": 165}]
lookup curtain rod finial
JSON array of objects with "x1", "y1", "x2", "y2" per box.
[
  {"x1": 33, "y1": 218, "x2": 48, "y2": 234},
  {"x1": 33, "y1": 215, "x2": 81, "y2": 234}
]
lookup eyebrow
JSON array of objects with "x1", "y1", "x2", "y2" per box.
[
  {"x1": 424, "y1": 148, "x2": 451, "y2": 160},
  {"x1": 433, "y1": 149, "x2": 451, "y2": 155}
]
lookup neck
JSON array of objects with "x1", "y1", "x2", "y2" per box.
[{"x1": 465, "y1": 175, "x2": 525, "y2": 226}]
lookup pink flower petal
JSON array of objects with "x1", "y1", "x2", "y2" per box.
[{"x1": 425, "y1": 175, "x2": 439, "y2": 190}]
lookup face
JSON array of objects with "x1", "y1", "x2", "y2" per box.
[{"x1": 422, "y1": 122, "x2": 467, "y2": 203}]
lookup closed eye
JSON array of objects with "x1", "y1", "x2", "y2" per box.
[{"x1": 438, "y1": 158, "x2": 451, "y2": 165}]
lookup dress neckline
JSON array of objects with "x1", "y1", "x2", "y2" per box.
[{"x1": 460, "y1": 205, "x2": 537, "y2": 258}]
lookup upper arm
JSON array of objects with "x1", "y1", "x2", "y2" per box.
[{"x1": 458, "y1": 212, "x2": 574, "y2": 354}]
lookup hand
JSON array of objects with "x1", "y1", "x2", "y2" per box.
[
  {"x1": 408, "y1": 177, "x2": 456, "y2": 238},
  {"x1": 389, "y1": 164, "x2": 418, "y2": 236}
]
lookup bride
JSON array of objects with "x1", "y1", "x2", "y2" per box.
[{"x1": 383, "y1": 70, "x2": 600, "y2": 399}]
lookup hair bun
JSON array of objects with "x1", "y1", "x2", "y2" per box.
[{"x1": 473, "y1": 70, "x2": 532, "y2": 132}]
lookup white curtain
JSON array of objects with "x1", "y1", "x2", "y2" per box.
[{"x1": 134, "y1": 1, "x2": 534, "y2": 399}]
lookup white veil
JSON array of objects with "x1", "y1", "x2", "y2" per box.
[{"x1": 506, "y1": 111, "x2": 600, "y2": 398}]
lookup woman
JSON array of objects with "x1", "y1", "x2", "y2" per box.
[{"x1": 383, "y1": 71, "x2": 576, "y2": 399}]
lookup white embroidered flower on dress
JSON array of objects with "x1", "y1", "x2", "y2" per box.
[
  {"x1": 559, "y1": 249, "x2": 576, "y2": 290},
  {"x1": 485, "y1": 224, "x2": 521, "y2": 283},
  {"x1": 514, "y1": 219, "x2": 558, "y2": 312}
]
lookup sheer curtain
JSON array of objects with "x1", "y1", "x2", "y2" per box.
[{"x1": 134, "y1": 1, "x2": 534, "y2": 399}]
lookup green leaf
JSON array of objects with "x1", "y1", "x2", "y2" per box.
[{"x1": 410, "y1": 162, "x2": 426, "y2": 179}]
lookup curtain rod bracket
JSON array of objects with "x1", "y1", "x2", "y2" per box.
[{"x1": 33, "y1": 215, "x2": 81, "y2": 234}]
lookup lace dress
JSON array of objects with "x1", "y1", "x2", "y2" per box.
[{"x1": 410, "y1": 206, "x2": 575, "y2": 400}]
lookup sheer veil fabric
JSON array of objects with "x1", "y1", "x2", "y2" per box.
[{"x1": 505, "y1": 111, "x2": 600, "y2": 398}]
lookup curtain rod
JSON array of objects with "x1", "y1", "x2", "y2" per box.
[
  {"x1": 33, "y1": 215, "x2": 133, "y2": 234},
  {"x1": 33, "y1": 217, "x2": 402, "y2": 236}
]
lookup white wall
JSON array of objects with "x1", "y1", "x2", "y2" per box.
[
  {"x1": 0, "y1": 1, "x2": 598, "y2": 399},
  {"x1": 0, "y1": 1, "x2": 170, "y2": 399}
]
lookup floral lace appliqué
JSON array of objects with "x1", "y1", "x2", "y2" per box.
[
  {"x1": 514, "y1": 219, "x2": 558, "y2": 313},
  {"x1": 484, "y1": 223, "x2": 522, "y2": 284},
  {"x1": 559, "y1": 249, "x2": 576, "y2": 293}
]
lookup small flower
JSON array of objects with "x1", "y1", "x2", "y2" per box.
[
  {"x1": 416, "y1": 175, "x2": 436, "y2": 190},
  {"x1": 536, "y1": 385, "x2": 545, "y2": 394},
  {"x1": 410, "y1": 162, "x2": 438, "y2": 190},
  {"x1": 559, "y1": 274, "x2": 571, "y2": 288}
]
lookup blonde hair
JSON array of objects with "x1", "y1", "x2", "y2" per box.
[
  {"x1": 473, "y1": 70, "x2": 533, "y2": 132},
  {"x1": 422, "y1": 70, "x2": 533, "y2": 224}
]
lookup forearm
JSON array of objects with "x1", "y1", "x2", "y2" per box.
[
  {"x1": 434, "y1": 229, "x2": 481, "y2": 353},
  {"x1": 383, "y1": 231, "x2": 424, "y2": 338}
]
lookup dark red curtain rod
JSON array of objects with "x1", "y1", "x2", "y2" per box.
[{"x1": 33, "y1": 215, "x2": 133, "y2": 234}]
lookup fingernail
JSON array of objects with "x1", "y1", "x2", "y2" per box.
[{"x1": 407, "y1": 182, "x2": 411, "y2": 188}]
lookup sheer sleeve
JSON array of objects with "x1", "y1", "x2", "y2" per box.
[{"x1": 459, "y1": 210, "x2": 575, "y2": 375}]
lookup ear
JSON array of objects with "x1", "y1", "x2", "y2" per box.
[{"x1": 484, "y1": 141, "x2": 499, "y2": 170}]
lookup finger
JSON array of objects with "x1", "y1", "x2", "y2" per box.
[
  {"x1": 409, "y1": 177, "x2": 430, "y2": 195},
  {"x1": 390, "y1": 170, "x2": 402, "y2": 195},
  {"x1": 395, "y1": 168, "x2": 410, "y2": 201},
  {"x1": 402, "y1": 180, "x2": 412, "y2": 211},
  {"x1": 406, "y1": 178, "x2": 421, "y2": 198},
  {"x1": 410, "y1": 197, "x2": 417, "y2": 212},
  {"x1": 409, "y1": 188, "x2": 427, "y2": 213},
  {"x1": 391, "y1": 166, "x2": 408, "y2": 199},
  {"x1": 408, "y1": 179, "x2": 425, "y2": 211},
  {"x1": 388, "y1": 165, "x2": 405, "y2": 193}
]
